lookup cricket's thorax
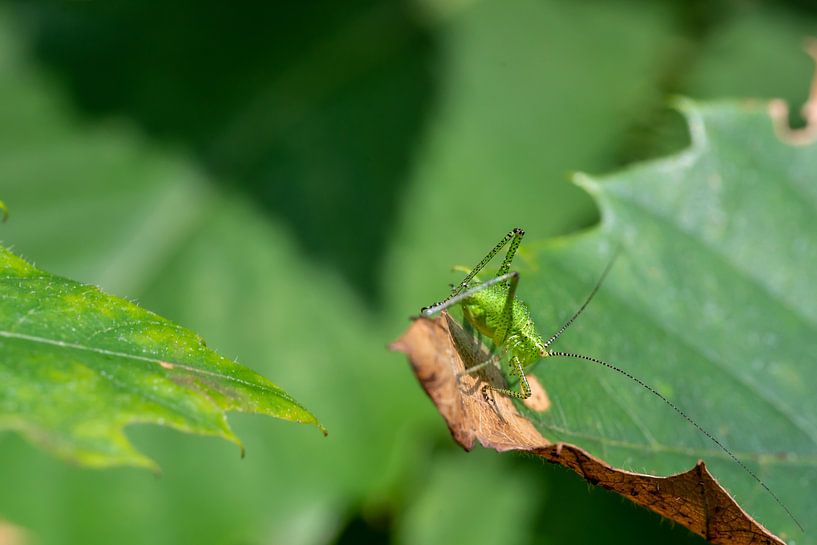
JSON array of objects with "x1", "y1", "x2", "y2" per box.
[{"x1": 460, "y1": 283, "x2": 546, "y2": 367}]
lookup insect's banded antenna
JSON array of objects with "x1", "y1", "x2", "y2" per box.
[
  {"x1": 543, "y1": 253, "x2": 617, "y2": 350},
  {"x1": 548, "y1": 349, "x2": 804, "y2": 533}
]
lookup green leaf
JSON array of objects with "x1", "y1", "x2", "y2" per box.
[
  {"x1": 0, "y1": 2, "x2": 688, "y2": 543},
  {"x1": 8, "y1": 2, "x2": 812, "y2": 545},
  {"x1": 397, "y1": 449, "x2": 540, "y2": 545},
  {"x1": 406, "y1": 100, "x2": 816, "y2": 542},
  {"x1": 524, "y1": 101, "x2": 816, "y2": 541},
  {"x1": 0, "y1": 244, "x2": 324, "y2": 469}
]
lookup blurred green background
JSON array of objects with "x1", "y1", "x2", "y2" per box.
[{"x1": 0, "y1": 1, "x2": 814, "y2": 544}]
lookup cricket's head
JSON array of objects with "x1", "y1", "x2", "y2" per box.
[{"x1": 516, "y1": 321, "x2": 548, "y2": 366}]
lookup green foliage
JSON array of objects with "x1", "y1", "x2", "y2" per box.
[
  {"x1": 397, "y1": 449, "x2": 539, "y2": 545},
  {"x1": 515, "y1": 101, "x2": 816, "y2": 540},
  {"x1": 0, "y1": 0, "x2": 816, "y2": 544},
  {"x1": 0, "y1": 244, "x2": 324, "y2": 469}
]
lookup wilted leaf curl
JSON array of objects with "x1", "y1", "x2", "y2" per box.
[{"x1": 393, "y1": 315, "x2": 785, "y2": 545}]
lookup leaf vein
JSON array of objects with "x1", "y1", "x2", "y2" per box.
[{"x1": 0, "y1": 330, "x2": 288, "y2": 401}]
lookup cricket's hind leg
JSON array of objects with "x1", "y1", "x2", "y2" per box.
[
  {"x1": 421, "y1": 272, "x2": 518, "y2": 317},
  {"x1": 421, "y1": 227, "x2": 524, "y2": 315}
]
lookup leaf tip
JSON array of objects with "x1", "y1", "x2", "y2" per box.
[
  {"x1": 301, "y1": 412, "x2": 328, "y2": 437},
  {"x1": 293, "y1": 407, "x2": 328, "y2": 436},
  {"x1": 768, "y1": 37, "x2": 817, "y2": 146},
  {"x1": 388, "y1": 339, "x2": 407, "y2": 354},
  {"x1": 667, "y1": 96, "x2": 710, "y2": 150},
  {"x1": 571, "y1": 171, "x2": 600, "y2": 195},
  {"x1": 666, "y1": 94, "x2": 696, "y2": 112},
  {"x1": 100, "y1": 449, "x2": 162, "y2": 474},
  {"x1": 146, "y1": 460, "x2": 163, "y2": 477},
  {"x1": 287, "y1": 407, "x2": 328, "y2": 437}
]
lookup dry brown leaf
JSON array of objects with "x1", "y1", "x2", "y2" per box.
[
  {"x1": 390, "y1": 314, "x2": 785, "y2": 545},
  {"x1": 0, "y1": 520, "x2": 29, "y2": 545}
]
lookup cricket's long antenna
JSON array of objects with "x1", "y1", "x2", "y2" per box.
[
  {"x1": 548, "y1": 349, "x2": 805, "y2": 533},
  {"x1": 544, "y1": 254, "x2": 617, "y2": 349}
]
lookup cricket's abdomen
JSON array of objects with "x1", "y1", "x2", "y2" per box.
[{"x1": 460, "y1": 284, "x2": 546, "y2": 367}]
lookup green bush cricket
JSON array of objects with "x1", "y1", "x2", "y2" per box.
[{"x1": 421, "y1": 227, "x2": 802, "y2": 533}]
